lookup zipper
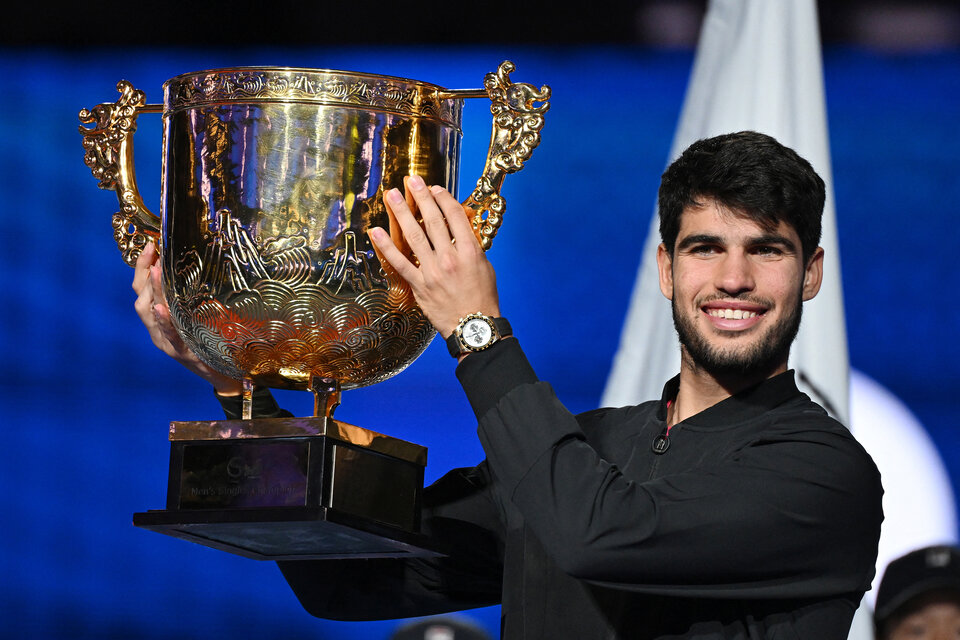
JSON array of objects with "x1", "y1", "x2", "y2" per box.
[{"x1": 651, "y1": 422, "x2": 675, "y2": 455}]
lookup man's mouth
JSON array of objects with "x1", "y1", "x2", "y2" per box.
[
  {"x1": 706, "y1": 308, "x2": 759, "y2": 320},
  {"x1": 700, "y1": 302, "x2": 767, "y2": 330}
]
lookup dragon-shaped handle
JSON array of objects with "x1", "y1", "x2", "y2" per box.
[
  {"x1": 458, "y1": 61, "x2": 551, "y2": 251},
  {"x1": 79, "y1": 81, "x2": 161, "y2": 266}
]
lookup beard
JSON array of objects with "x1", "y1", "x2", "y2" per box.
[{"x1": 672, "y1": 295, "x2": 802, "y2": 379}]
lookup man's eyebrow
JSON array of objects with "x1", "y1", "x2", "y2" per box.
[
  {"x1": 676, "y1": 234, "x2": 722, "y2": 250},
  {"x1": 749, "y1": 234, "x2": 798, "y2": 252}
]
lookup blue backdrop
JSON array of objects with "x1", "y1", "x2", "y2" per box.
[{"x1": 1, "y1": 46, "x2": 958, "y2": 639}]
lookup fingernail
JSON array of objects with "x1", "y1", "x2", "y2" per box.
[
  {"x1": 386, "y1": 188, "x2": 403, "y2": 204},
  {"x1": 429, "y1": 185, "x2": 445, "y2": 195},
  {"x1": 368, "y1": 227, "x2": 385, "y2": 242},
  {"x1": 408, "y1": 175, "x2": 425, "y2": 190}
]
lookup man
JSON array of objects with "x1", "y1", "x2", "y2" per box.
[
  {"x1": 134, "y1": 131, "x2": 882, "y2": 638},
  {"x1": 874, "y1": 546, "x2": 960, "y2": 640}
]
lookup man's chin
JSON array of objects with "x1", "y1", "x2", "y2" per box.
[
  {"x1": 673, "y1": 299, "x2": 802, "y2": 381},
  {"x1": 687, "y1": 349, "x2": 787, "y2": 381},
  {"x1": 678, "y1": 329, "x2": 793, "y2": 380}
]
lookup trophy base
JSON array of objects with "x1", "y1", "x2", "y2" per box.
[
  {"x1": 133, "y1": 416, "x2": 443, "y2": 560},
  {"x1": 133, "y1": 506, "x2": 442, "y2": 560}
]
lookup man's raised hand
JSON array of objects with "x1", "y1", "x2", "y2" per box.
[{"x1": 368, "y1": 175, "x2": 501, "y2": 338}]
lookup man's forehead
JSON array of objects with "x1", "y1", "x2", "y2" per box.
[{"x1": 677, "y1": 201, "x2": 796, "y2": 241}]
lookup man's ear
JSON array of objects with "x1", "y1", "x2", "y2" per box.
[
  {"x1": 656, "y1": 243, "x2": 674, "y2": 300},
  {"x1": 802, "y1": 247, "x2": 825, "y2": 301}
]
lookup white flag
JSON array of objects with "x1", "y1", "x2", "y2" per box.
[{"x1": 602, "y1": 0, "x2": 847, "y2": 423}]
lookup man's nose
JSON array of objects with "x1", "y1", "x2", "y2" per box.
[{"x1": 715, "y1": 252, "x2": 755, "y2": 295}]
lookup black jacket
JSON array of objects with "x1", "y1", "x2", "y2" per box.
[{"x1": 270, "y1": 340, "x2": 883, "y2": 639}]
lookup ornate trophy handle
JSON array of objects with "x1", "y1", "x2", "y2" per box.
[
  {"x1": 79, "y1": 81, "x2": 162, "y2": 266},
  {"x1": 448, "y1": 61, "x2": 551, "y2": 251}
]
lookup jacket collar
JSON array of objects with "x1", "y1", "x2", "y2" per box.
[{"x1": 656, "y1": 370, "x2": 803, "y2": 428}]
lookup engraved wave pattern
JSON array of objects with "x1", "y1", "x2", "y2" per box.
[
  {"x1": 168, "y1": 205, "x2": 438, "y2": 388},
  {"x1": 182, "y1": 279, "x2": 434, "y2": 389},
  {"x1": 264, "y1": 245, "x2": 313, "y2": 288}
]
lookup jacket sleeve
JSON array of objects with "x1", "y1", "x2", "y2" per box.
[
  {"x1": 457, "y1": 339, "x2": 883, "y2": 599},
  {"x1": 216, "y1": 388, "x2": 505, "y2": 620}
]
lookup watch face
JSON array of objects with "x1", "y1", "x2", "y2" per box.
[{"x1": 462, "y1": 317, "x2": 493, "y2": 349}]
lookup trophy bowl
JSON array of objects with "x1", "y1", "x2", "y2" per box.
[
  {"x1": 78, "y1": 62, "x2": 549, "y2": 560},
  {"x1": 80, "y1": 61, "x2": 550, "y2": 402}
]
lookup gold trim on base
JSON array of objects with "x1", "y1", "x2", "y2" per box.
[{"x1": 168, "y1": 417, "x2": 427, "y2": 465}]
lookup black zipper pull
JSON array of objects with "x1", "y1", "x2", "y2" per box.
[{"x1": 651, "y1": 428, "x2": 670, "y2": 454}]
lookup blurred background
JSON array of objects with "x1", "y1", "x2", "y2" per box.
[{"x1": 2, "y1": 1, "x2": 958, "y2": 638}]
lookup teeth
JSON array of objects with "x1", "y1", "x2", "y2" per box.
[{"x1": 708, "y1": 308, "x2": 758, "y2": 319}]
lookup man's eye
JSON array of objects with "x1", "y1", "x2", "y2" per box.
[
  {"x1": 690, "y1": 245, "x2": 718, "y2": 255},
  {"x1": 753, "y1": 246, "x2": 783, "y2": 257}
]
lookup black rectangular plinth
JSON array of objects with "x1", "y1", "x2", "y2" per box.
[{"x1": 135, "y1": 417, "x2": 435, "y2": 560}]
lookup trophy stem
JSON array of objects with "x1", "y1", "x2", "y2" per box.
[
  {"x1": 242, "y1": 378, "x2": 255, "y2": 420},
  {"x1": 311, "y1": 377, "x2": 341, "y2": 418}
]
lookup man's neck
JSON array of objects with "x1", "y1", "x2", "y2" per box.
[{"x1": 667, "y1": 350, "x2": 787, "y2": 426}]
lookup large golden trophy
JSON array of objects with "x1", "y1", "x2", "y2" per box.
[{"x1": 79, "y1": 62, "x2": 549, "y2": 559}]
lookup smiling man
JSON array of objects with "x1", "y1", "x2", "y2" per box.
[
  {"x1": 652, "y1": 132, "x2": 827, "y2": 423},
  {"x1": 134, "y1": 131, "x2": 883, "y2": 639}
]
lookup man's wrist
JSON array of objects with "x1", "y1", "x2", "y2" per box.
[{"x1": 446, "y1": 314, "x2": 512, "y2": 359}]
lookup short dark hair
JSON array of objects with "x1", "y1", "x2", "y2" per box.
[{"x1": 658, "y1": 131, "x2": 825, "y2": 264}]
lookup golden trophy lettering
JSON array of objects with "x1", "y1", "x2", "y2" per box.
[{"x1": 79, "y1": 63, "x2": 549, "y2": 559}]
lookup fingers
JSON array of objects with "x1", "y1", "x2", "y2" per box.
[
  {"x1": 128, "y1": 242, "x2": 244, "y2": 394},
  {"x1": 405, "y1": 175, "x2": 454, "y2": 251},
  {"x1": 152, "y1": 297, "x2": 185, "y2": 351},
  {"x1": 386, "y1": 176, "x2": 478, "y2": 255},
  {"x1": 131, "y1": 241, "x2": 176, "y2": 356},
  {"x1": 385, "y1": 185, "x2": 432, "y2": 258},
  {"x1": 132, "y1": 241, "x2": 157, "y2": 294},
  {"x1": 133, "y1": 276, "x2": 156, "y2": 331},
  {"x1": 371, "y1": 176, "x2": 501, "y2": 337},
  {"x1": 368, "y1": 226, "x2": 420, "y2": 284},
  {"x1": 133, "y1": 243, "x2": 159, "y2": 327},
  {"x1": 429, "y1": 186, "x2": 479, "y2": 251},
  {"x1": 405, "y1": 176, "x2": 479, "y2": 254},
  {"x1": 147, "y1": 263, "x2": 181, "y2": 349},
  {"x1": 375, "y1": 175, "x2": 483, "y2": 277},
  {"x1": 150, "y1": 260, "x2": 168, "y2": 307},
  {"x1": 135, "y1": 285, "x2": 171, "y2": 353}
]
